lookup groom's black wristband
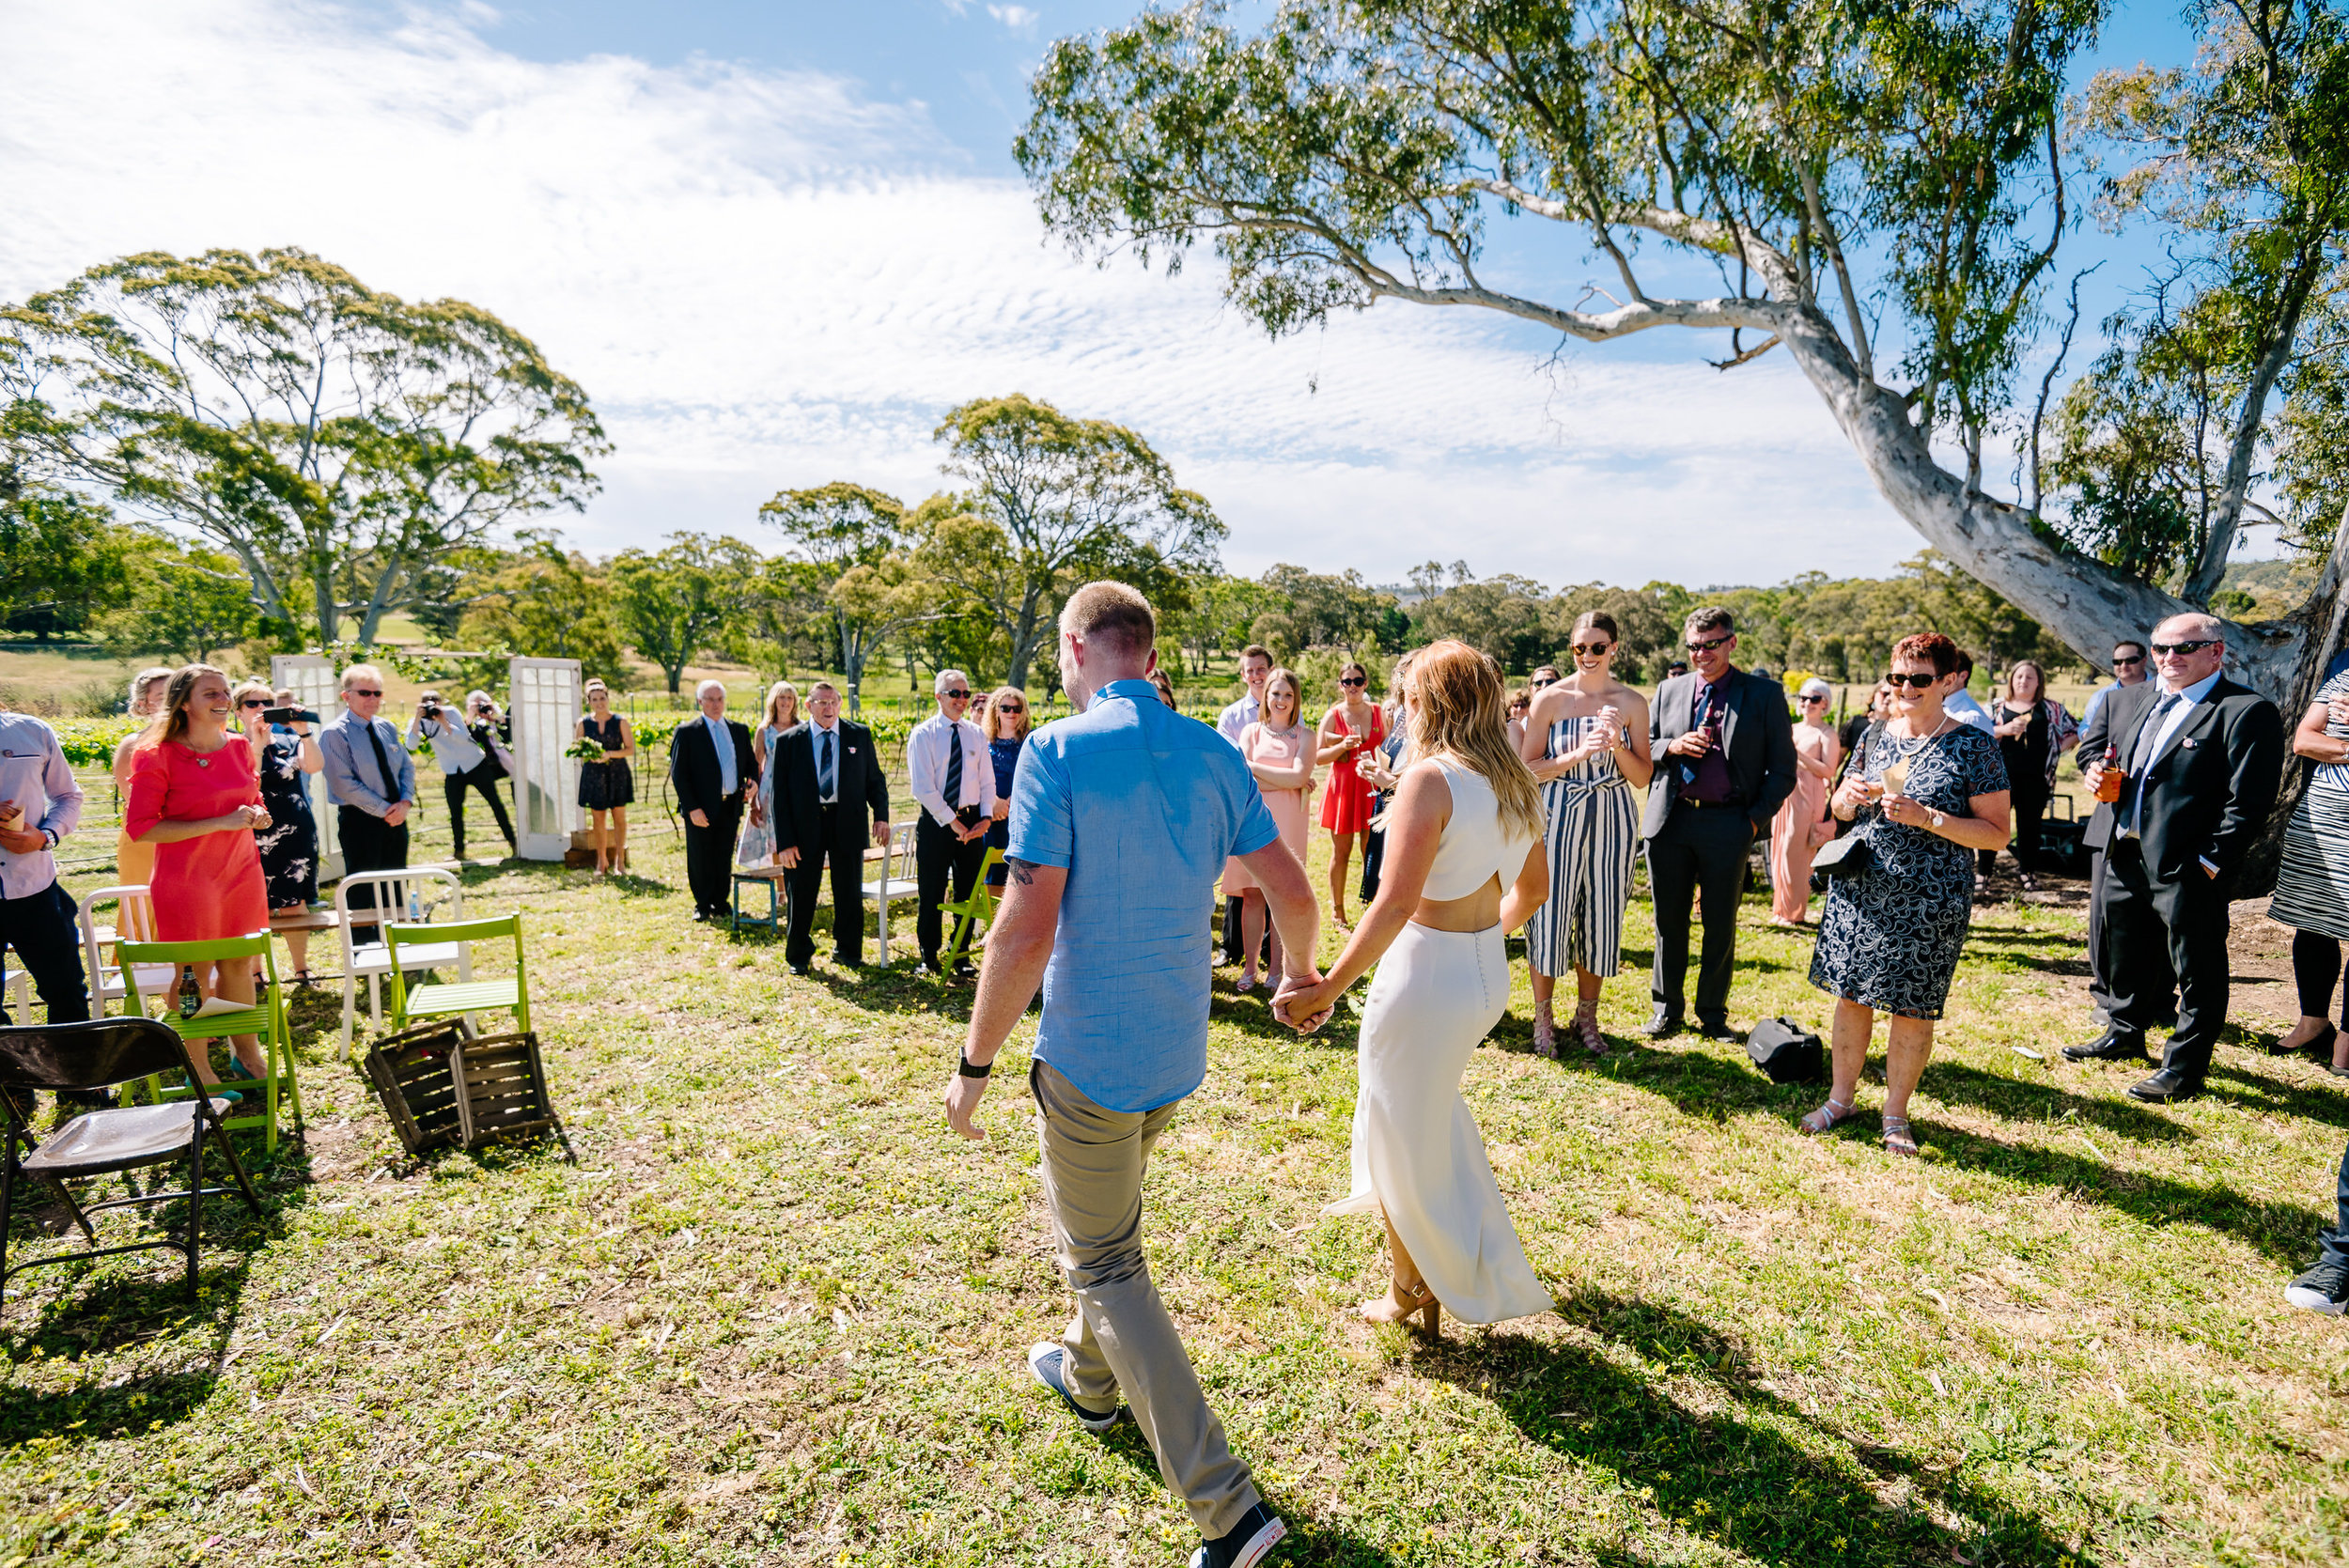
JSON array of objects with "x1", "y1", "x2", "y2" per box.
[{"x1": 957, "y1": 1051, "x2": 992, "y2": 1079}]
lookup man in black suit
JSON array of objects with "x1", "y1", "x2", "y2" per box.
[
  {"x1": 2062, "y1": 613, "x2": 2284, "y2": 1100},
  {"x1": 669, "y1": 679, "x2": 759, "y2": 924},
  {"x1": 771, "y1": 681, "x2": 893, "y2": 973},
  {"x1": 1642, "y1": 607, "x2": 1797, "y2": 1040}
]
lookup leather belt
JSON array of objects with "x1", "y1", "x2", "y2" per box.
[{"x1": 1676, "y1": 796, "x2": 1743, "y2": 809}]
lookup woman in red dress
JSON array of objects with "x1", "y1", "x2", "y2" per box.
[
  {"x1": 126, "y1": 664, "x2": 273, "y2": 1088},
  {"x1": 1316, "y1": 660, "x2": 1387, "y2": 927}
]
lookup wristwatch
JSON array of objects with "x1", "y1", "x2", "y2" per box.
[{"x1": 1928, "y1": 810, "x2": 1947, "y2": 831}]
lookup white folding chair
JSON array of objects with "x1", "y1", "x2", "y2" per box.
[
  {"x1": 76, "y1": 886, "x2": 175, "y2": 1017},
  {"x1": 860, "y1": 821, "x2": 920, "y2": 963},
  {"x1": 334, "y1": 868, "x2": 471, "y2": 1058}
]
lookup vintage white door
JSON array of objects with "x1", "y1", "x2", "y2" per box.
[
  {"x1": 508, "y1": 657, "x2": 583, "y2": 861},
  {"x1": 269, "y1": 654, "x2": 344, "y2": 881}
]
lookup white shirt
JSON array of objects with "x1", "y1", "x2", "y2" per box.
[
  {"x1": 1216, "y1": 693, "x2": 1261, "y2": 750},
  {"x1": 407, "y1": 710, "x2": 486, "y2": 776},
  {"x1": 1943, "y1": 688, "x2": 1994, "y2": 733},
  {"x1": 908, "y1": 712, "x2": 996, "y2": 827},
  {"x1": 2127, "y1": 670, "x2": 2223, "y2": 836}
]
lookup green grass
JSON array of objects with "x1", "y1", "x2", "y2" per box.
[{"x1": 4, "y1": 826, "x2": 2347, "y2": 1567}]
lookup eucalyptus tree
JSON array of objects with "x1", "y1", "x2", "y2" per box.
[
  {"x1": 933, "y1": 394, "x2": 1226, "y2": 687},
  {"x1": 610, "y1": 533, "x2": 760, "y2": 695},
  {"x1": 1018, "y1": 0, "x2": 2344, "y2": 701},
  {"x1": 0, "y1": 247, "x2": 606, "y2": 644},
  {"x1": 757, "y1": 481, "x2": 911, "y2": 672}
]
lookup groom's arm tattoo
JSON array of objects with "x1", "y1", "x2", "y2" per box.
[{"x1": 1006, "y1": 857, "x2": 1039, "y2": 886}]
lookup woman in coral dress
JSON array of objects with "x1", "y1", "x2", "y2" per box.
[
  {"x1": 1768, "y1": 679, "x2": 1843, "y2": 925},
  {"x1": 1316, "y1": 660, "x2": 1386, "y2": 926},
  {"x1": 126, "y1": 664, "x2": 273, "y2": 1088},
  {"x1": 1224, "y1": 669, "x2": 1315, "y2": 994}
]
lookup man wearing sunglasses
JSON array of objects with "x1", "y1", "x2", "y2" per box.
[
  {"x1": 2065, "y1": 613, "x2": 2283, "y2": 1101},
  {"x1": 910, "y1": 669, "x2": 997, "y2": 976},
  {"x1": 1641, "y1": 607, "x2": 1797, "y2": 1041},
  {"x1": 319, "y1": 663, "x2": 416, "y2": 910},
  {"x1": 2077, "y1": 639, "x2": 2152, "y2": 1022}
]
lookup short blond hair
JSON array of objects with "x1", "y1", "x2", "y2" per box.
[
  {"x1": 1057, "y1": 580, "x2": 1155, "y2": 657},
  {"x1": 340, "y1": 663, "x2": 385, "y2": 693}
]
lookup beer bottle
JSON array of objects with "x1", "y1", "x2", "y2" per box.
[
  {"x1": 177, "y1": 965, "x2": 202, "y2": 1019},
  {"x1": 2093, "y1": 741, "x2": 2123, "y2": 804}
]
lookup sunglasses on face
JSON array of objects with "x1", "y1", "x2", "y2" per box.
[
  {"x1": 350, "y1": 689, "x2": 382, "y2": 698},
  {"x1": 1800, "y1": 693, "x2": 1828, "y2": 703},
  {"x1": 1571, "y1": 644, "x2": 1611, "y2": 657},
  {"x1": 2151, "y1": 639, "x2": 2219, "y2": 657},
  {"x1": 1340, "y1": 676, "x2": 1366, "y2": 687},
  {"x1": 2112, "y1": 655, "x2": 2144, "y2": 667},
  {"x1": 998, "y1": 702, "x2": 1025, "y2": 713},
  {"x1": 1888, "y1": 671, "x2": 1939, "y2": 689},
  {"x1": 1531, "y1": 676, "x2": 1555, "y2": 688},
  {"x1": 1686, "y1": 635, "x2": 1733, "y2": 653},
  {"x1": 239, "y1": 698, "x2": 269, "y2": 708}
]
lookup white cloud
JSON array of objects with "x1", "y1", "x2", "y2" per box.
[
  {"x1": 986, "y1": 4, "x2": 1040, "y2": 28},
  {"x1": 0, "y1": 0, "x2": 1905, "y2": 588}
]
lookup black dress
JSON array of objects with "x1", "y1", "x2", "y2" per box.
[
  {"x1": 253, "y1": 733, "x2": 319, "y2": 909},
  {"x1": 1809, "y1": 723, "x2": 2008, "y2": 1019},
  {"x1": 578, "y1": 713, "x2": 634, "y2": 810}
]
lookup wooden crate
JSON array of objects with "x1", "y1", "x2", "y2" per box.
[
  {"x1": 451, "y1": 1032, "x2": 557, "y2": 1150},
  {"x1": 362, "y1": 1019, "x2": 467, "y2": 1156}
]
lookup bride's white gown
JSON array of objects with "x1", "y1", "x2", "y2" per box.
[{"x1": 1323, "y1": 757, "x2": 1555, "y2": 1324}]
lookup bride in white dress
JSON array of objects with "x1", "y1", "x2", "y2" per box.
[{"x1": 1276, "y1": 640, "x2": 1556, "y2": 1334}]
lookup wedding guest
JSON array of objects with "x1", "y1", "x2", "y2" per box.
[
  {"x1": 463, "y1": 691, "x2": 516, "y2": 826},
  {"x1": 1530, "y1": 665, "x2": 1562, "y2": 691},
  {"x1": 1943, "y1": 649, "x2": 1995, "y2": 733},
  {"x1": 1768, "y1": 678, "x2": 1841, "y2": 926},
  {"x1": 1520, "y1": 612, "x2": 1652, "y2": 1055},
  {"x1": 127, "y1": 666, "x2": 272, "y2": 1089},
  {"x1": 2285, "y1": 1143, "x2": 2349, "y2": 1315},
  {"x1": 111, "y1": 666, "x2": 176, "y2": 904},
  {"x1": 1224, "y1": 669, "x2": 1315, "y2": 995},
  {"x1": 1280, "y1": 640, "x2": 1554, "y2": 1335},
  {"x1": 2077, "y1": 639, "x2": 2152, "y2": 1024},
  {"x1": 909, "y1": 670, "x2": 995, "y2": 976},
  {"x1": 983, "y1": 686, "x2": 1031, "y2": 892},
  {"x1": 1153, "y1": 669, "x2": 1180, "y2": 708},
  {"x1": 236, "y1": 680, "x2": 321, "y2": 982},
  {"x1": 319, "y1": 664, "x2": 414, "y2": 910},
  {"x1": 1642, "y1": 608, "x2": 1797, "y2": 1040},
  {"x1": 2081, "y1": 640, "x2": 2149, "y2": 734},
  {"x1": 1981, "y1": 660, "x2": 2077, "y2": 892},
  {"x1": 753, "y1": 681, "x2": 802, "y2": 793},
  {"x1": 409, "y1": 688, "x2": 515, "y2": 861},
  {"x1": 2263, "y1": 647, "x2": 2349, "y2": 1070},
  {"x1": 771, "y1": 683, "x2": 892, "y2": 974},
  {"x1": 2064, "y1": 613, "x2": 2285, "y2": 1102},
  {"x1": 0, "y1": 703, "x2": 89, "y2": 1066},
  {"x1": 1805, "y1": 633, "x2": 2011, "y2": 1156},
  {"x1": 1357, "y1": 652, "x2": 1418, "y2": 905},
  {"x1": 575, "y1": 679, "x2": 636, "y2": 877},
  {"x1": 1504, "y1": 688, "x2": 1532, "y2": 755},
  {"x1": 1316, "y1": 660, "x2": 1386, "y2": 927},
  {"x1": 670, "y1": 680, "x2": 757, "y2": 924},
  {"x1": 1218, "y1": 644, "x2": 1273, "y2": 967},
  {"x1": 944, "y1": 581, "x2": 1313, "y2": 1568},
  {"x1": 1666, "y1": 660, "x2": 1689, "y2": 680}
]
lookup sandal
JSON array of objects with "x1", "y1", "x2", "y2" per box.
[
  {"x1": 1798, "y1": 1097, "x2": 1855, "y2": 1135},
  {"x1": 1882, "y1": 1114, "x2": 1920, "y2": 1157},
  {"x1": 1575, "y1": 998, "x2": 1609, "y2": 1057},
  {"x1": 1234, "y1": 974, "x2": 1257, "y2": 995},
  {"x1": 1531, "y1": 1014, "x2": 1558, "y2": 1059}
]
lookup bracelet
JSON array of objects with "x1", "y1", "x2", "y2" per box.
[{"x1": 957, "y1": 1050, "x2": 992, "y2": 1079}]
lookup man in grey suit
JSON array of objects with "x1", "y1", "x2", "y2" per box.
[{"x1": 1643, "y1": 607, "x2": 1797, "y2": 1040}]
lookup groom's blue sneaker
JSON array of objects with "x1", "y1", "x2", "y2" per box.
[
  {"x1": 1026, "y1": 1343, "x2": 1121, "y2": 1433},
  {"x1": 1192, "y1": 1500, "x2": 1286, "y2": 1568}
]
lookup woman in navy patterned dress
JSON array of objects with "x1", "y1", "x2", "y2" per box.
[{"x1": 1804, "y1": 632, "x2": 2012, "y2": 1157}]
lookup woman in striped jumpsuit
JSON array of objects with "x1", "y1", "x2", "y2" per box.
[{"x1": 1519, "y1": 611, "x2": 1654, "y2": 1056}]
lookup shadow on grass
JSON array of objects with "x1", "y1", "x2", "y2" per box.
[
  {"x1": 1071, "y1": 1415, "x2": 1406, "y2": 1565},
  {"x1": 1411, "y1": 1290, "x2": 2092, "y2": 1567},
  {"x1": 0, "y1": 1131, "x2": 314, "y2": 1447}
]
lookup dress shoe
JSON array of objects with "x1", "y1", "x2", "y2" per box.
[
  {"x1": 2126, "y1": 1067, "x2": 2204, "y2": 1103},
  {"x1": 788, "y1": 963, "x2": 812, "y2": 978},
  {"x1": 2061, "y1": 1032, "x2": 2149, "y2": 1063},
  {"x1": 1695, "y1": 1018, "x2": 1743, "y2": 1044},
  {"x1": 1643, "y1": 1012, "x2": 1684, "y2": 1040}
]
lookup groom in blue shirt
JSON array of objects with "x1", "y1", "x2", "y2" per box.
[{"x1": 945, "y1": 582, "x2": 1320, "y2": 1568}]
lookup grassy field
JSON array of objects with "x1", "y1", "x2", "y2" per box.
[{"x1": 4, "y1": 809, "x2": 2346, "y2": 1567}]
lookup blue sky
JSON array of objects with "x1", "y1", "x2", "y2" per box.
[{"x1": 1, "y1": 0, "x2": 2241, "y2": 590}]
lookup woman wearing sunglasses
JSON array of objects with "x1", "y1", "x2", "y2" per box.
[
  {"x1": 981, "y1": 686, "x2": 1032, "y2": 891},
  {"x1": 1518, "y1": 611, "x2": 1652, "y2": 1054},
  {"x1": 1808, "y1": 632, "x2": 2012, "y2": 1156},
  {"x1": 1315, "y1": 660, "x2": 1384, "y2": 927}
]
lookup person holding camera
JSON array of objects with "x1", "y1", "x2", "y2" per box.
[
  {"x1": 909, "y1": 669, "x2": 996, "y2": 977},
  {"x1": 236, "y1": 680, "x2": 323, "y2": 981},
  {"x1": 408, "y1": 689, "x2": 515, "y2": 862}
]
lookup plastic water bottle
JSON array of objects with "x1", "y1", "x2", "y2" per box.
[{"x1": 407, "y1": 890, "x2": 422, "y2": 924}]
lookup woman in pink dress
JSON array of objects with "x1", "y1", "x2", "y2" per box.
[
  {"x1": 126, "y1": 664, "x2": 273, "y2": 1088},
  {"x1": 1225, "y1": 669, "x2": 1315, "y2": 994},
  {"x1": 1768, "y1": 678, "x2": 1843, "y2": 925}
]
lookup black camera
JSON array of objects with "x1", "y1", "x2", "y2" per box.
[
  {"x1": 261, "y1": 706, "x2": 320, "y2": 725},
  {"x1": 419, "y1": 700, "x2": 443, "y2": 720}
]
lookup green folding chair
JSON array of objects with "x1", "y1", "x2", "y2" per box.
[
  {"x1": 116, "y1": 934, "x2": 302, "y2": 1155},
  {"x1": 939, "y1": 848, "x2": 1004, "y2": 968},
  {"x1": 384, "y1": 913, "x2": 531, "y2": 1036}
]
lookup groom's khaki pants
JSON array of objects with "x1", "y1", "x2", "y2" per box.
[{"x1": 1031, "y1": 1060, "x2": 1260, "y2": 1538}]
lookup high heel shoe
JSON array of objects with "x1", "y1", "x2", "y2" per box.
[
  {"x1": 1575, "y1": 997, "x2": 1608, "y2": 1056},
  {"x1": 1359, "y1": 1279, "x2": 1440, "y2": 1335}
]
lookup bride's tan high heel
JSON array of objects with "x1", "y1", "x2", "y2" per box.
[{"x1": 1359, "y1": 1279, "x2": 1440, "y2": 1336}]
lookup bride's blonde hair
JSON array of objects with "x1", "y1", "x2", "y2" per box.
[{"x1": 1402, "y1": 640, "x2": 1542, "y2": 840}]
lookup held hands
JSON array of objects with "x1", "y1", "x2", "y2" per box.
[
  {"x1": 234, "y1": 803, "x2": 272, "y2": 831},
  {"x1": 1271, "y1": 968, "x2": 1336, "y2": 1033}
]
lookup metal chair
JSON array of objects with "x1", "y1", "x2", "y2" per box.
[
  {"x1": 117, "y1": 934, "x2": 302, "y2": 1155},
  {"x1": 334, "y1": 868, "x2": 471, "y2": 1057},
  {"x1": 0, "y1": 1017, "x2": 260, "y2": 1308},
  {"x1": 384, "y1": 912, "x2": 531, "y2": 1037},
  {"x1": 75, "y1": 885, "x2": 176, "y2": 1019},
  {"x1": 860, "y1": 821, "x2": 920, "y2": 963}
]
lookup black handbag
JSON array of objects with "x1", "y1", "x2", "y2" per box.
[
  {"x1": 1747, "y1": 1017, "x2": 1826, "y2": 1085},
  {"x1": 1810, "y1": 722, "x2": 1881, "y2": 889},
  {"x1": 2037, "y1": 794, "x2": 2087, "y2": 876}
]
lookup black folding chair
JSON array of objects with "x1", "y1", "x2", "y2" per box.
[{"x1": 0, "y1": 1018, "x2": 261, "y2": 1308}]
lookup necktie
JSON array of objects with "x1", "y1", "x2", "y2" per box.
[
  {"x1": 711, "y1": 719, "x2": 736, "y2": 796},
  {"x1": 364, "y1": 720, "x2": 397, "y2": 805},
  {"x1": 818, "y1": 728, "x2": 835, "y2": 802},
  {"x1": 943, "y1": 726, "x2": 964, "y2": 813},
  {"x1": 2126, "y1": 693, "x2": 2182, "y2": 831}
]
